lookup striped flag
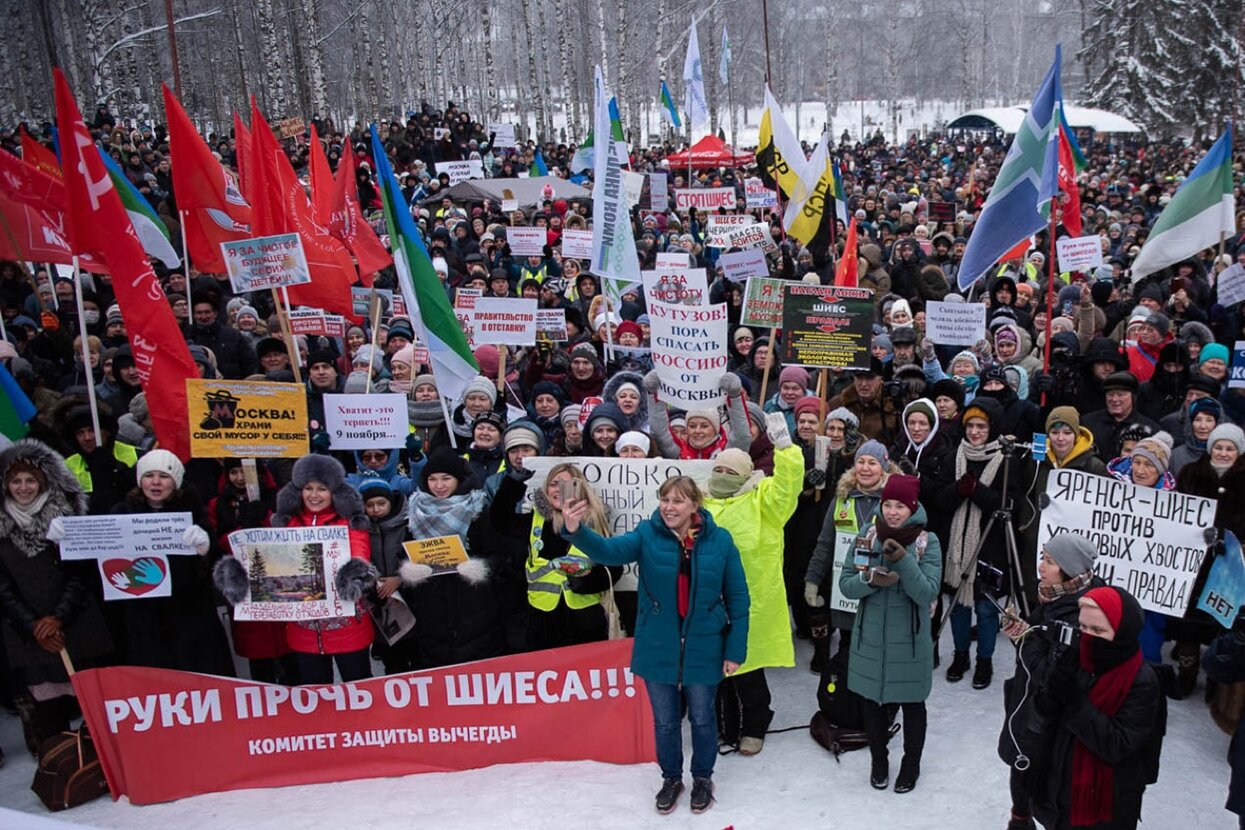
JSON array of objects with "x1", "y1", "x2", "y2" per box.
[
  {"x1": 659, "y1": 80, "x2": 681, "y2": 129},
  {"x1": 369, "y1": 125, "x2": 478, "y2": 403},
  {"x1": 0, "y1": 362, "x2": 36, "y2": 441},
  {"x1": 757, "y1": 86, "x2": 809, "y2": 202},
  {"x1": 530, "y1": 148, "x2": 549, "y2": 176},
  {"x1": 98, "y1": 149, "x2": 181, "y2": 268}
]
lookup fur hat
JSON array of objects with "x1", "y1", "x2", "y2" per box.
[
  {"x1": 1044, "y1": 532, "x2": 1098, "y2": 578},
  {"x1": 1102, "y1": 371, "x2": 1139, "y2": 394},
  {"x1": 274, "y1": 454, "x2": 367, "y2": 531},
  {"x1": 136, "y1": 449, "x2": 184, "y2": 488},
  {"x1": 1131, "y1": 431, "x2": 1174, "y2": 476}
]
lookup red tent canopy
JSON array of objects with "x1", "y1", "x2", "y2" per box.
[{"x1": 664, "y1": 135, "x2": 755, "y2": 170}]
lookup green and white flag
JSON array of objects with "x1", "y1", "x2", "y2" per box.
[
  {"x1": 98, "y1": 148, "x2": 180, "y2": 268},
  {"x1": 591, "y1": 66, "x2": 641, "y2": 304},
  {"x1": 659, "y1": 80, "x2": 681, "y2": 129},
  {"x1": 1131, "y1": 124, "x2": 1236, "y2": 280}
]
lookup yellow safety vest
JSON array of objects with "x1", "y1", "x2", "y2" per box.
[
  {"x1": 519, "y1": 263, "x2": 547, "y2": 285},
  {"x1": 527, "y1": 512, "x2": 601, "y2": 611},
  {"x1": 65, "y1": 442, "x2": 139, "y2": 493}
]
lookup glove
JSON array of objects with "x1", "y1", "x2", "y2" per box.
[
  {"x1": 310, "y1": 431, "x2": 331, "y2": 454},
  {"x1": 1033, "y1": 372, "x2": 1054, "y2": 393},
  {"x1": 642, "y1": 369, "x2": 661, "y2": 393},
  {"x1": 805, "y1": 468, "x2": 827, "y2": 488},
  {"x1": 972, "y1": 337, "x2": 993, "y2": 365},
  {"x1": 920, "y1": 337, "x2": 937, "y2": 362},
  {"x1": 867, "y1": 568, "x2": 900, "y2": 588},
  {"x1": 765, "y1": 411, "x2": 792, "y2": 449},
  {"x1": 183, "y1": 524, "x2": 212, "y2": 556},
  {"x1": 45, "y1": 516, "x2": 66, "y2": 543},
  {"x1": 956, "y1": 473, "x2": 978, "y2": 497},
  {"x1": 882, "y1": 538, "x2": 906, "y2": 563},
  {"x1": 40, "y1": 311, "x2": 60, "y2": 332},
  {"x1": 1044, "y1": 661, "x2": 1085, "y2": 711},
  {"x1": 718, "y1": 372, "x2": 742, "y2": 395},
  {"x1": 405, "y1": 433, "x2": 425, "y2": 461},
  {"x1": 804, "y1": 581, "x2": 825, "y2": 608}
]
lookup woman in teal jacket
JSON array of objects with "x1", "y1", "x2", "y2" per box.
[
  {"x1": 563, "y1": 476, "x2": 750, "y2": 816},
  {"x1": 840, "y1": 474, "x2": 941, "y2": 795}
]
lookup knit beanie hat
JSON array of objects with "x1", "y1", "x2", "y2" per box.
[
  {"x1": 136, "y1": 449, "x2": 184, "y2": 488},
  {"x1": 855, "y1": 439, "x2": 889, "y2": 467},
  {"x1": 1080, "y1": 586, "x2": 1126, "y2": 635},
  {"x1": 503, "y1": 419, "x2": 544, "y2": 452},
  {"x1": 1044, "y1": 532, "x2": 1098, "y2": 578},
  {"x1": 779, "y1": 365, "x2": 810, "y2": 388},
  {"x1": 615, "y1": 431, "x2": 651, "y2": 455},
  {"x1": 880, "y1": 474, "x2": 920, "y2": 512},
  {"x1": 1209, "y1": 423, "x2": 1245, "y2": 454},
  {"x1": 1144, "y1": 311, "x2": 1171, "y2": 337},
  {"x1": 1131, "y1": 431, "x2": 1173, "y2": 476},
  {"x1": 794, "y1": 396, "x2": 823, "y2": 420},
  {"x1": 685, "y1": 407, "x2": 720, "y2": 428},
  {"x1": 744, "y1": 401, "x2": 768, "y2": 433},
  {"x1": 472, "y1": 410, "x2": 506, "y2": 436},
  {"x1": 391, "y1": 344, "x2": 417, "y2": 369},
  {"x1": 713, "y1": 447, "x2": 754, "y2": 477},
  {"x1": 236, "y1": 305, "x2": 259, "y2": 323},
  {"x1": 356, "y1": 473, "x2": 394, "y2": 500},
  {"x1": 307, "y1": 348, "x2": 338, "y2": 370},
  {"x1": 422, "y1": 449, "x2": 469, "y2": 484},
  {"x1": 825, "y1": 407, "x2": 860, "y2": 429},
  {"x1": 733, "y1": 326, "x2": 754, "y2": 344},
  {"x1": 560, "y1": 404, "x2": 582, "y2": 428},
  {"x1": 1046, "y1": 406, "x2": 1081, "y2": 433},
  {"x1": 412, "y1": 374, "x2": 437, "y2": 393},
  {"x1": 1200, "y1": 343, "x2": 1230, "y2": 366},
  {"x1": 462, "y1": 375, "x2": 498, "y2": 404}
]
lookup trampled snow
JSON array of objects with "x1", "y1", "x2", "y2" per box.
[{"x1": 0, "y1": 633, "x2": 1235, "y2": 829}]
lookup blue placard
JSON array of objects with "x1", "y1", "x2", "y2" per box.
[
  {"x1": 1230, "y1": 340, "x2": 1245, "y2": 389},
  {"x1": 1198, "y1": 530, "x2": 1245, "y2": 628}
]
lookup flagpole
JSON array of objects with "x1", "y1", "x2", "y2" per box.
[
  {"x1": 270, "y1": 287, "x2": 303, "y2": 384},
  {"x1": 1041, "y1": 210, "x2": 1057, "y2": 407},
  {"x1": 178, "y1": 209, "x2": 192, "y2": 312},
  {"x1": 71, "y1": 255, "x2": 103, "y2": 440},
  {"x1": 761, "y1": 0, "x2": 774, "y2": 85},
  {"x1": 365, "y1": 289, "x2": 382, "y2": 394}
]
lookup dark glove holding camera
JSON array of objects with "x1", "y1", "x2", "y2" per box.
[
  {"x1": 882, "y1": 538, "x2": 907, "y2": 563},
  {"x1": 1045, "y1": 657, "x2": 1085, "y2": 711},
  {"x1": 956, "y1": 473, "x2": 978, "y2": 497}
]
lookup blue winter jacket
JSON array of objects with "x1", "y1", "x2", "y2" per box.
[{"x1": 565, "y1": 508, "x2": 750, "y2": 686}]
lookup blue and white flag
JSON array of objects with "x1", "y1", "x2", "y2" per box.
[
  {"x1": 957, "y1": 45, "x2": 1063, "y2": 291},
  {"x1": 682, "y1": 16, "x2": 709, "y2": 132}
]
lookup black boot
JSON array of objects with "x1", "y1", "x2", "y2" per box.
[
  {"x1": 1006, "y1": 813, "x2": 1036, "y2": 830},
  {"x1": 870, "y1": 753, "x2": 889, "y2": 789},
  {"x1": 946, "y1": 650, "x2": 970, "y2": 683},
  {"x1": 689, "y1": 777, "x2": 714, "y2": 813},
  {"x1": 1175, "y1": 643, "x2": 1199, "y2": 699},
  {"x1": 894, "y1": 756, "x2": 920, "y2": 793},
  {"x1": 809, "y1": 607, "x2": 831, "y2": 674},
  {"x1": 654, "y1": 778, "x2": 684, "y2": 814},
  {"x1": 972, "y1": 657, "x2": 994, "y2": 690}
]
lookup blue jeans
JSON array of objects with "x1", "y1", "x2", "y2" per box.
[
  {"x1": 644, "y1": 680, "x2": 719, "y2": 781},
  {"x1": 950, "y1": 596, "x2": 1000, "y2": 659}
]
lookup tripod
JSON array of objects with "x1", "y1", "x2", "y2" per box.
[{"x1": 933, "y1": 439, "x2": 1032, "y2": 643}]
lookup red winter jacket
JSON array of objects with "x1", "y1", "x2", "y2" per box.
[
  {"x1": 1126, "y1": 332, "x2": 1174, "y2": 383},
  {"x1": 281, "y1": 508, "x2": 375, "y2": 656}
]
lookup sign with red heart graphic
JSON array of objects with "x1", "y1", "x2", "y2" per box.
[{"x1": 98, "y1": 555, "x2": 172, "y2": 601}]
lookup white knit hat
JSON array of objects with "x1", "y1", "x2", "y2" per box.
[{"x1": 136, "y1": 449, "x2": 184, "y2": 488}]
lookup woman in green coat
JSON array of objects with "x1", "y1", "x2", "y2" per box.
[{"x1": 840, "y1": 474, "x2": 942, "y2": 795}]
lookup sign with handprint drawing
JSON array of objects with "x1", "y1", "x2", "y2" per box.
[{"x1": 99, "y1": 555, "x2": 172, "y2": 600}]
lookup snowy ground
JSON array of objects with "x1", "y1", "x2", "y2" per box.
[{"x1": 0, "y1": 632, "x2": 1236, "y2": 830}]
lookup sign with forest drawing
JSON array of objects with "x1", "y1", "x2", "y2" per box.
[{"x1": 226, "y1": 526, "x2": 356, "y2": 621}]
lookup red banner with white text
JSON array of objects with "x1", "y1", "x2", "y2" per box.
[{"x1": 72, "y1": 640, "x2": 653, "y2": 805}]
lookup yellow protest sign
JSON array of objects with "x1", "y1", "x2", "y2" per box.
[
  {"x1": 187, "y1": 379, "x2": 309, "y2": 458},
  {"x1": 403, "y1": 535, "x2": 469, "y2": 574}
]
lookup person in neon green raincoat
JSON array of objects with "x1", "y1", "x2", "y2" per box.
[{"x1": 702, "y1": 413, "x2": 802, "y2": 756}]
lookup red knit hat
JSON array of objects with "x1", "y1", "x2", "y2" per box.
[
  {"x1": 880, "y1": 474, "x2": 920, "y2": 512},
  {"x1": 1080, "y1": 586, "x2": 1124, "y2": 633},
  {"x1": 793, "y1": 397, "x2": 823, "y2": 419},
  {"x1": 615, "y1": 320, "x2": 642, "y2": 341}
]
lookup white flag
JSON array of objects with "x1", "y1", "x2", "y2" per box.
[
  {"x1": 591, "y1": 66, "x2": 642, "y2": 295},
  {"x1": 719, "y1": 26, "x2": 731, "y2": 86},
  {"x1": 683, "y1": 16, "x2": 709, "y2": 131}
]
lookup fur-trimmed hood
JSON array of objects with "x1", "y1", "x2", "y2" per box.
[
  {"x1": 602, "y1": 370, "x2": 649, "y2": 431},
  {"x1": 272, "y1": 454, "x2": 369, "y2": 531},
  {"x1": 0, "y1": 439, "x2": 89, "y2": 557}
]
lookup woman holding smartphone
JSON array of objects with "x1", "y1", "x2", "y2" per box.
[{"x1": 562, "y1": 477, "x2": 750, "y2": 815}]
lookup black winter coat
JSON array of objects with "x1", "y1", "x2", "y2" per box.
[
  {"x1": 185, "y1": 319, "x2": 258, "y2": 379},
  {"x1": 1203, "y1": 633, "x2": 1245, "y2": 817},
  {"x1": 892, "y1": 430, "x2": 958, "y2": 552}
]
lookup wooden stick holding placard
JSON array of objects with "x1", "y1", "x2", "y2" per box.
[
  {"x1": 365, "y1": 290, "x2": 383, "y2": 394},
  {"x1": 814, "y1": 368, "x2": 829, "y2": 503},
  {"x1": 496, "y1": 346, "x2": 507, "y2": 394},
  {"x1": 757, "y1": 337, "x2": 772, "y2": 407},
  {"x1": 241, "y1": 458, "x2": 261, "y2": 502},
  {"x1": 270, "y1": 287, "x2": 302, "y2": 384}
]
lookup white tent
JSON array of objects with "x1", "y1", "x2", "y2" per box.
[{"x1": 947, "y1": 105, "x2": 1143, "y2": 135}]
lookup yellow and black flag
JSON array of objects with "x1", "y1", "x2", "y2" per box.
[
  {"x1": 784, "y1": 132, "x2": 835, "y2": 249},
  {"x1": 757, "y1": 86, "x2": 809, "y2": 203}
]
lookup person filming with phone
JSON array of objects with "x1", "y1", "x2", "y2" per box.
[{"x1": 561, "y1": 475, "x2": 750, "y2": 816}]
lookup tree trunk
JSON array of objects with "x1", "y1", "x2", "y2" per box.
[
  {"x1": 254, "y1": 0, "x2": 287, "y2": 115},
  {"x1": 521, "y1": 1, "x2": 543, "y2": 139},
  {"x1": 301, "y1": 0, "x2": 328, "y2": 116},
  {"x1": 481, "y1": 2, "x2": 498, "y2": 120}
]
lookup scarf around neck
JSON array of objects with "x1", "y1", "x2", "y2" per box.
[
  {"x1": 946, "y1": 439, "x2": 1003, "y2": 606},
  {"x1": 408, "y1": 489, "x2": 486, "y2": 543}
]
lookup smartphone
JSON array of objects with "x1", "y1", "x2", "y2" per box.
[
  {"x1": 559, "y1": 478, "x2": 582, "y2": 507},
  {"x1": 853, "y1": 538, "x2": 875, "y2": 572}
]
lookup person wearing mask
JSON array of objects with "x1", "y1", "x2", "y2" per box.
[
  {"x1": 1029, "y1": 587, "x2": 1166, "y2": 830},
  {"x1": 839, "y1": 474, "x2": 942, "y2": 793},
  {"x1": 998, "y1": 533, "x2": 1104, "y2": 830},
  {"x1": 561, "y1": 476, "x2": 750, "y2": 815},
  {"x1": 703, "y1": 419, "x2": 802, "y2": 757}
]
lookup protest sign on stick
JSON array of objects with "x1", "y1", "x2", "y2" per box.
[
  {"x1": 1055, "y1": 235, "x2": 1105, "y2": 274},
  {"x1": 780, "y1": 285, "x2": 874, "y2": 370},
  {"x1": 221, "y1": 233, "x2": 311, "y2": 293},
  {"x1": 673, "y1": 187, "x2": 737, "y2": 211},
  {"x1": 647, "y1": 299, "x2": 728, "y2": 407},
  {"x1": 187, "y1": 379, "x2": 309, "y2": 458},
  {"x1": 925, "y1": 300, "x2": 986, "y2": 346},
  {"x1": 323, "y1": 393, "x2": 410, "y2": 449},
  {"x1": 472, "y1": 297, "x2": 537, "y2": 346},
  {"x1": 506, "y1": 227, "x2": 547, "y2": 256}
]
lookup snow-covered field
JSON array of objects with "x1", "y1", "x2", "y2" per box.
[{"x1": 0, "y1": 632, "x2": 1235, "y2": 830}]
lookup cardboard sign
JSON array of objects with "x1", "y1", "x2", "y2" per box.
[
  {"x1": 277, "y1": 117, "x2": 305, "y2": 139},
  {"x1": 435, "y1": 159, "x2": 484, "y2": 185},
  {"x1": 472, "y1": 297, "x2": 538, "y2": 345},
  {"x1": 58, "y1": 513, "x2": 195, "y2": 562},
  {"x1": 724, "y1": 222, "x2": 778, "y2": 253},
  {"x1": 351, "y1": 287, "x2": 394, "y2": 319},
  {"x1": 402, "y1": 535, "x2": 470, "y2": 574},
  {"x1": 454, "y1": 287, "x2": 481, "y2": 348},
  {"x1": 1055, "y1": 235, "x2": 1105, "y2": 273},
  {"x1": 536, "y1": 308, "x2": 568, "y2": 343},
  {"x1": 740, "y1": 277, "x2": 787, "y2": 329},
  {"x1": 501, "y1": 198, "x2": 520, "y2": 213},
  {"x1": 288, "y1": 309, "x2": 347, "y2": 338},
  {"x1": 187, "y1": 379, "x2": 310, "y2": 458},
  {"x1": 649, "y1": 173, "x2": 669, "y2": 212},
  {"x1": 780, "y1": 285, "x2": 874, "y2": 369},
  {"x1": 622, "y1": 170, "x2": 645, "y2": 208},
  {"x1": 221, "y1": 233, "x2": 312, "y2": 293},
  {"x1": 72, "y1": 640, "x2": 651, "y2": 806},
  {"x1": 647, "y1": 298, "x2": 729, "y2": 407},
  {"x1": 507, "y1": 226, "x2": 547, "y2": 256},
  {"x1": 560, "y1": 228, "x2": 594, "y2": 261},
  {"x1": 323, "y1": 393, "x2": 410, "y2": 449},
  {"x1": 1231, "y1": 340, "x2": 1245, "y2": 390},
  {"x1": 1037, "y1": 468, "x2": 1215, "y2": 615},
  {"x1": 829, "y1": 529, "x2": 867, "y2": 614},
  {"x1": 673, "y1": 187, "x2": 737, "y2": 211},
  {"x1": 226, "y1": 526, "x2": 356, "y2": 622},
  {"x1": 744, "y1": 177, "x2": 778, "y2": 209},
  {"x1": 1219, "y1": 263, "x2": 1245, "y2": 307},
  {"x1": 488, "y1": 122, "x2": 517, "y2": 147},
  {"x1": 704, "y1": 214, "x2": 754, "y2": 247},
  {"x1": 721, "y1": 248, "x2": 770, "y2": 283},
  {"x1": 925, "y1": 300, "x2": 986, "y2": 346},
  {"x1": 641, "y1": 268, "x2": 708, "y2": 306},
  {"x1": 928, "y1": 200, "x2": 957, "y2": 223},
  {"x1": 655, "y1": 252, "x2": 691, "y2": 269}
]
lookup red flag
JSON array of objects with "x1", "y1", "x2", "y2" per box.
[
  {"x1": 332, "y1": 140, "x2": 391, "y2": 284},
  {"x1": 1057, "y1": 126, "x2": 1083, "y2": 238},
  {"x1": 307, "y1": 124, "x2": 335, "y2": 228},
  {"x1": 56, "y1": 70, "x2": 197, "y2": 461},
  {"x1": 248, "y1": 102, "x2": 355, "y2": 315},
  {"x1": 834, "y1": 217, "x2": 858, "y2": 287},
  {"x1": 232, "y1": 112, "x2": 253, "y2": 201},
  {"x1": 0, "y1": 140, "x2": 108, "y2": 271},
  {"x1": 19, "y1": 126, "x2": 61, "y2": 179},
  {"x1": 163, "y1": 85, "x2": 251, "y2": 273},
  {"x1": 1000, "y1": 236, "x2": 1031, "y2": 264}
]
